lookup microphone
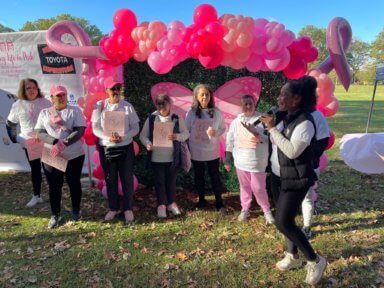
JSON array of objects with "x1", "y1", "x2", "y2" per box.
[{"x1": 253, "y1": 106, "x2": 278, "y2": 126}]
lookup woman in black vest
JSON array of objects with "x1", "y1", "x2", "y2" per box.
[{"x1": 260, "y1": 76, "x2": 327, "y2": 286}]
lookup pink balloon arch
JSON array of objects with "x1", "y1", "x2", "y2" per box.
[{"x1": 46, "y1": 3, "x2": 353, "y2": 181}]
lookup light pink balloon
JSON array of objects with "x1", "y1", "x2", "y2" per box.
[
  {"x1": 265, "y1": 48, "x2": 290, "y2": 71},
  {"x1": 92, "y1": 150, "x2": 100, "y2": 165},
  {"x1": 245, "y1": 54, "x2": 263, "y2": 72},
  {"x1": 148, "y1": 51, "x2": 173, "y2": 74},
  {"x1": 237, "y1": 33, "x2": 253, "y2": 48},
  {"x1": 325, "y1": 98, "x2": 340, "y2": 117}
]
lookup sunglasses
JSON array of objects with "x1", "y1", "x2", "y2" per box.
[{"x1": 110, "y1": 86, "x2": 122, "y2": 91}]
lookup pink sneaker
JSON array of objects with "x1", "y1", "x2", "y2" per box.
[{"x1": 167, "y1": 203, "x2": 181, "y2": 216}]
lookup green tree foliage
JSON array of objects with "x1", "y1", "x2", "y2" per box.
[
  {"x1": 355, "y1": 65, "x2": 376, "y2": 84},
  {"x1": 347, "y1": 39, "x2": 371, "y2": 82},
  {"x1": 370, "y1": 27, "x2": 384, "y2": 65},
  {"x1": 0, "y1": 24, "x2": 15, "y2": 33},
  {"x1": 298, "y1": 25, "x2": 327, "y2": 68},
  {"x1": 19, "y1": 14, "x2": 103, "y2": 45}
]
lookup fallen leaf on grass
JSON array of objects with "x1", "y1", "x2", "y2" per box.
[
  {"x1": 53, "y1": 240, "x2": 71, "y2": 253},
  {"x1": 176, "y1": 251, "x2": 188, "y2": 261},
  {"x1": 27, "y1": 276, "x2": 37, "y2": 283}
]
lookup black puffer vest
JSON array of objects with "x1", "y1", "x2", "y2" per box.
[
  {"x1": 146, "y1": 114, "x2": 181, "y2": 169},
  {"x1": 276, "y1": 110, "x2": 316, "y2": 192}
]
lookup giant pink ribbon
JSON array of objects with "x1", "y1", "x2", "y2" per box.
[
  {"x1": 46, "y1": 20, "x2": 107, "y2": 76},
  {"x1": 317, "y1": 17, "x2": 352, "y2": 91}
]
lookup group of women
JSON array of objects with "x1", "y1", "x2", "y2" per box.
[{"x1": 6, "y1": 75, "x2": 327, "y2": 285}]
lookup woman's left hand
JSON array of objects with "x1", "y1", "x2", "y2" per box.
[
  {"x1": 167, "y1": 133, "x2": 177, "y2": 141},
  {"x1": 260, "y1": 114, "x2": 275, "y2": 130}
]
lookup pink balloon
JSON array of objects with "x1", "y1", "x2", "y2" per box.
[
  {"x1": 237, "y1": 33, "x2": 253, "y2": 48},
  {"x1": 245, "y1": 54, "x2": 263, "y2": 72},
  {"x1": 148, "y1": 51, "x2": 173, "y2": 74},
  {"x1": 265, "y1": 48, "x2": 290, "y2": 71},
  {"x1": 113, "y1": 9, "x2": 137, "y2": 31},
  {"x1": 325, "y1": 131, "x2": 335, "y2": 150},
  {"x1": 97, "y1": 180, "x2": 105, "y2": 191},
  {"x1": 101, "y1": 186, "x2": 108, "y2": 199},
  {"x1": 316, "y1": 104, "x2": 327, "y2": 116},
  {"x1": 283, "y1": 55, "x2": 307, "y2": 79},
  {"x1": 193, "y1": 4, "x2": 218, "y2": 27},
  {"x1": 199, "y1": 43, "x2": 224, "y2": 68},
  {"x1": 133, "y1": 141, "x2": 139, "y2": 156},
  {"x1": 324, "y1": 98, "x2": 340, "y2": 117},
  {"x1": 319, "y1": 154, "x2": 329, "y2": 171},
  {"x1": 93, "y1": 150, "x2": 100, "y2": 165},
  {"x1": 92, "y1": 165, "x2": 104, "y2": 180}
]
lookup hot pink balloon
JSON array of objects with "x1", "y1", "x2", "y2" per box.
[
  {"x1": 325, "y1": 131, "x2": 335, "y2": 150},
  {"x1": 193, "y1": 4, "x2": 218, "y2": 27},
  {"x1": 113, "y1": 9, "x2": 137, "y2": 31}
]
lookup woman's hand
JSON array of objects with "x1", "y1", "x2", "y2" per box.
[
  {"x1": 146, "y1": 143, "x2": 153, "y2": 151},
  {"x1": 206, "y1": 126, "x2": 216, "y2": 137},
  {"x1": 259, "y1": 114, "x2": 275, "y2": 130},
  {"x1": 109, "y1": 132, "x2": 122, "y2": 143},
  {"x1": 167, "y1": 133, "x2": 177, "y2": 141}
]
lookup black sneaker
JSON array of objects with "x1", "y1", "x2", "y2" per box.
[
  {"x1": 302, "y1": 226, "x2": 312, "y2": 240},
  {"x1": 72, "y1": 211, "x2": 81, "y2": 221},
  {"x1": 48, "y1": 215, "x2": 61, "y2": 229}
]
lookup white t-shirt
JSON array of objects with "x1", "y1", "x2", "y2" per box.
[
  {"x1": 226, "y1": 112, "x2": 269, "y2": 172},
  {"x1": 270, "y1": 120, "x2": 315, "y2": 176},
  {"x1": 311, "y1": 110, "x2": 330, "y2": 140},
  {"x1": 185, "y1": 108, "x2": 226, "y2": 161},
  {"x1": 35, "y1": 105, "x2": 86, "y2": 160},
  {"x1": 91, "y1": 99, "x2": 140, "y2": 147},
  {"x1": 7, "y1": 97, "x2": 51, "y2": 146}
]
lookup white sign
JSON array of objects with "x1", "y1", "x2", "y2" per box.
[{"x1": 0, "y1": 31, "x2": 84, "y2": 171}]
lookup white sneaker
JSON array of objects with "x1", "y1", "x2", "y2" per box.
[
  {"x1": 276, "y1": 252, "x2": 303, "y2": 271},
  {"x1": 157, "y1": 205, "x2": 167, "y2": 218},
  {"x1": 305, "y1": 255, "x2": 327, "y2": 285},
  {"x1": 237, "y1": 210, "x2": 250, "y2": 221},
  {"x1": 264, "y1": 210, "x2": 275, "y2": 224},
  {"x1": 167, "y1": 203, "x2": 181, "y2": 216},
  {"x1": 26, "y1": 195, "x2": 43, "y2": 208}
]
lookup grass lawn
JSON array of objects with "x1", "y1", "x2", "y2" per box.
[{"x1": 1, "y1": 85, "x2": 383, "y2": 288}]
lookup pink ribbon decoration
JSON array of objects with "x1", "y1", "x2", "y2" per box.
[
  {"x1": 317, "y1": 17, "x2": 352, "y2": 91},
  {"x1": 46, "y1": 20, "x2": 107, "y2": 76}
]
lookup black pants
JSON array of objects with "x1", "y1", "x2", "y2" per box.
[
  {"x1": 272, "y1": 173, "x2": 317, "y2": 261},
  {"x1": 24, "y1": 149, "x2": 42, "y2": 196},
  {"x1": 192, "y1": 158, "x2": 223, "y2": 208},
  {"x1": 99, "y1": 143, "x2": 134, "y2": 212},
  {"x1": 152, "y1": 162, "x2": 176, "y2": 206},
  {"x1": 42, "y1": 155, "x2": 85, "y2": 216}
]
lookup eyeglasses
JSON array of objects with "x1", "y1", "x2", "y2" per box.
[{"x1": 110, "y1": 86, "x2": 122, "y2": 91}]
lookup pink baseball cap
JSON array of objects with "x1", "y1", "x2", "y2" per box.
[
  {"x1": 50, "y1": 85, "x2": 67, "y2": 96},
  {"x1": 104, "y1": 76, "x2": 122, "y2": 89}
]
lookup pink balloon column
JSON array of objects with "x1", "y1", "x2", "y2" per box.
[{"x1": 309, "y1": 69, "x2": 340, "y2": 118}]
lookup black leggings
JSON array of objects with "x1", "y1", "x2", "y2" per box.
[
  {"x1": 99, "y1": 144, "x2": 134, "y2": 212},
  {"x1": 192, "y1": 158, "x2": 223, "y2": 208},
  {"x1": 152, "y1": 162, "x2": 177, "y2": 206},
  {"x1": 272, "y1": 173, "x2": 317, "y2": 261},
  {"x1": 24, "y1": 149, "x2": 42, "y2": 196},
  {"x1": 43, "y1": 155, "x2": 85, "y2": 215}
]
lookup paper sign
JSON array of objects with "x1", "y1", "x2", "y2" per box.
[
  {"x1": 153, "y1": 122, "x2": 174, "y2": 148},
  {"x1": 25, "y1": 139, "x2": 44, "y2": 161},
  {"x1": 41, "y1": 146, "x2": 68, "y2": 172},
  {"x1": 103, "y1": 111, "x2": 125, "y2": 136},
  {"x1": 191, "y1": 119, "x2": 213, "y2": 144},
  {"x1": 237, "y1": 125, "x2": 257, "y2": 148}
]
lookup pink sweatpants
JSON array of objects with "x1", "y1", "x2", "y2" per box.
[{"x1": 236, "y1": 168, "x2": 270, "y2": 213}]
